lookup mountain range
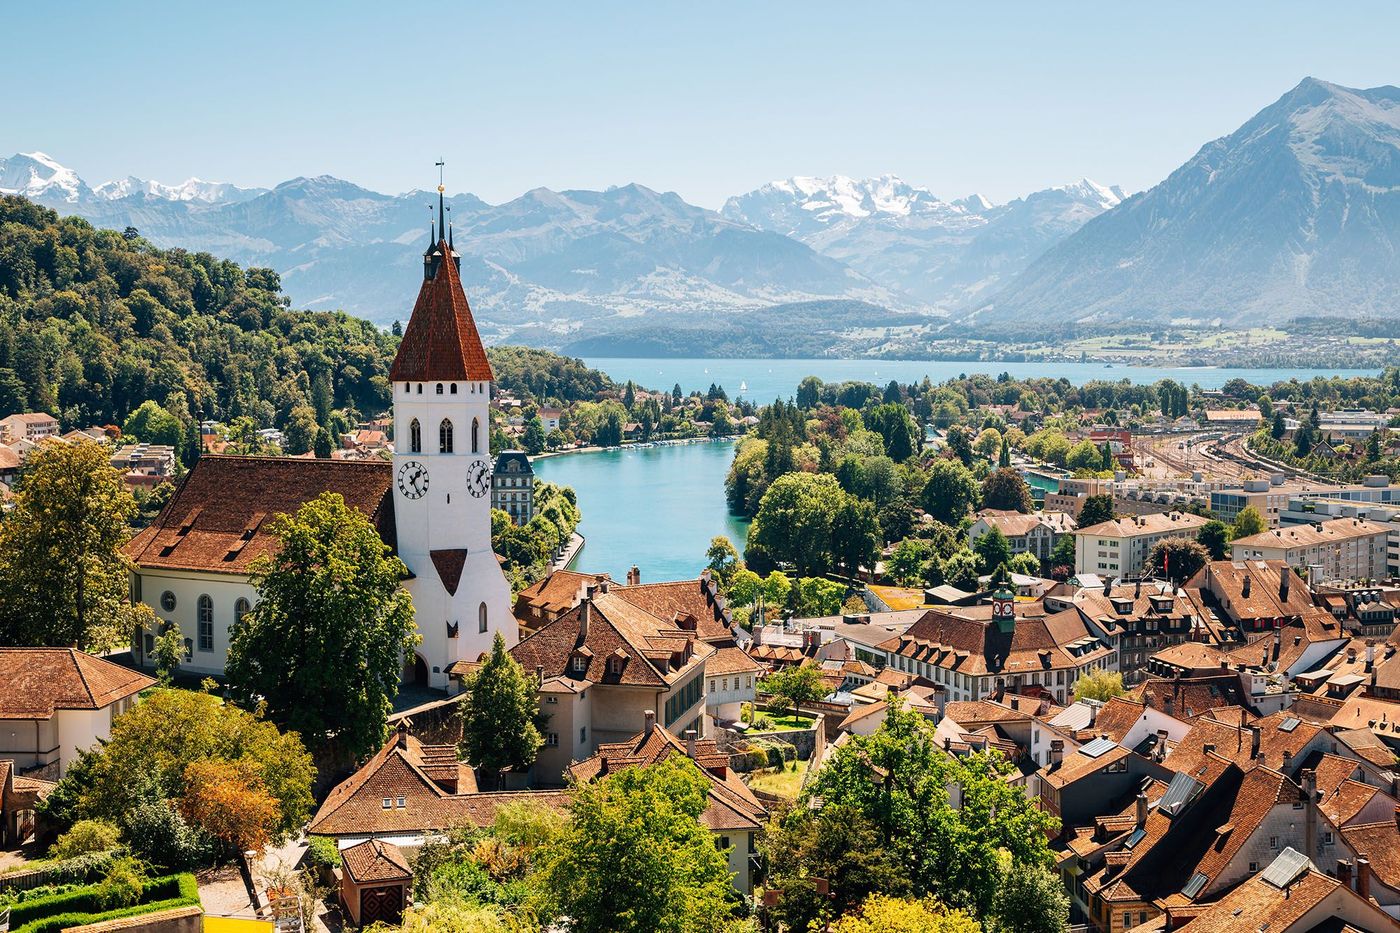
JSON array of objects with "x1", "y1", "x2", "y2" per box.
[{"x1": 5, "y1": 77, "x2": 1398, "y2": 350}]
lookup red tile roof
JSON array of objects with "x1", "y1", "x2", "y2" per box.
[
  {"x1": 0, "y1": 648, "x2": 153, "y2": 720},
  {"x1": 124, "y1": 456, "x2": 395, "y2": 575},
  {"x1": 389, "y1": 241, "x2": 493, "y2": 382},
  {"x1": 340, "y1": 839, "x2": 412, "y2": 883}
]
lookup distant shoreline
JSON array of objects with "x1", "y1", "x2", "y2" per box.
[{"x1": 530, "y1": 435, "x2": 737, "y2": 461}]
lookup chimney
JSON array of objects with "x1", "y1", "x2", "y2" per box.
[
  {"x1": 1356, "y1": 856, "x2": 1371, "y2": 900},
  {"x1": 1155, "y1": 729, "x2": 1169, "y2": 762},
  {"x1": 685, "y1": 728, "x2": 697, "y2": 760},
  {"x1": 1250, "y1": 725, "x2": 1261, "y2": 760},
  {"x1": 627, "y1": 565, "x2": 640, "y2": 586},
  {"x1": 1366, "y1": 643, "x2": 1375, "y2": 672},
  {"x1": 1204, "y1": 743, "x2": 1216, "y2": 755},
  {"x1": 1135, "y1": 580, "x2": 1142, "y2": 598},
  {"x1": 1242, "y1": 576, "x2": 1252, "y2": 598},
  {"x1": 1272, "y1": 628, "x2": 1281, "y2": 661},
  {"x1": 1282, "y1": 748, "x2": 1293, "y2": 768},
  {"x1": 1135, "y1": 792, "x2": 1148, "y2": 827},
  {"x1": 1279, "y1": 570, "x2": 1290, "y2": 602},
  {"x1": 580, "y1": 595, "x2": 592, "y2": 641},
  {"x1": 936, "y1": 689, "x2": 946, "y2": 720},
  {"x1": 644, "y1": 709, "x2": 656, "y2": 735},
  {"x1": 1338, "y1": 859, "x2": 1354, "y2": 891},
  {"x1": 396, "y1": 718, "x2": 411, "y2": 750},
  {"x1": 536, "y1": 664, "x2": 544, "y2": 684},
  {"x1": 1163, "y1": 693, "x2": 1175, "y2": 717},
  {"x1": 1050, "y1": 739, "x2": 1064, "y2": 768}
]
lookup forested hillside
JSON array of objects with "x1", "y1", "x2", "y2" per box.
[
  {"x1": 0, "y1": 196, "x2": 622, "y2": 450},
  {"x1": 0, "y1": 195, "x2": 397, "y2": 441}
]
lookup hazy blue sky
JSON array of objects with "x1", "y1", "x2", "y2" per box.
[{"x1": 5, "y1": 1, "x2": 1397, "y2": 207}]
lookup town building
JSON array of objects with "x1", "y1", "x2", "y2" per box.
[
  {"x1": 0, "y1": 648, "x2": 153, "y2": 780},
  {"x1": 0, "y1": 412, "x2": 60, "y2": 443},
  {"x1": 1072, "y1": 511, "x2": 1210, "y2": 577},
  {"x1": 109, "y1": 443, "x2": 177, "y2": 489},
  {"x1": 1230, "y1": 518, "x2": 1391, "y2": 583},
  {"x1": 878, "y1": 590, "x2": 1116, "y2": 706},
  {"x1": 1279, "y1": 497, "x2": 1400, "y2": 577},
  {"x1": 490, "y1": 450, "x2": 535, "y2": 524},
  {"x1": 507, "y1": 579, "x2": 716, "y2": 783},
  {"x1": 1210, "y1": 474, "x2": 1399, "y2": 527},
  {"x1": 968, "y1": 509, "x2": 1075, "y2": 561},
  {"x1": 125, "y1": 196, "x2": 517, "y2": 690},
  {"x1": 536, "y1": 406, "x2": 562, "y2": 432},
  {"x1": 1044, "y1": 476, "x2": 1112, "y2": 518},
  {"x1": 1045, "y1": 578, "x2": 1204, "y2": 682}
]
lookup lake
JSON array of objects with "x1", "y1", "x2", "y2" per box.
[
  {"x1": 533, "y1": 439, "x2": 749, "y2": 583},
  {"x1": 582, "y1": 357, "x2": 1379, "y2": 403}
]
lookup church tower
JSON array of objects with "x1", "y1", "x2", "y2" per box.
[{"x1": 389, "y1": 179, "x2": 515, "y2": 690}]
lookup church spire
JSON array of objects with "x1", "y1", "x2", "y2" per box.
[{"x1": 436, "y1": 158, "x2": 446, "y2": 243}]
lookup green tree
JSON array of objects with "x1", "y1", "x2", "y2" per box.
[
  {"x1": 543, "y1": 756, "x2": 739, "y2": 933},
  {"x1": 944, "y1": 426, "x2": 973, "y2": 465},
  {"x1": 973, "y1": 527, "x2": 1013, "y2": 574},
  {"x1": 728, "y1": 568, "x2": 763, "y2": 608},
  {"x1": 794, "y1": 576, "x2": 847, "y2": 617},
  {"x1": 831, "y1": 894, "x2": 981, "y2": 933},
  {"x1": 921, "y1": 459, "x2": 978, "y2": 525},
  {"x1": 1231, "y1": 505, "x2": 1267, "y2": 540},
  {"x1": 803, "y1": 699, "x2": 1057, "y2": 916},
  {"x1": 797, "y1": 376, "x2": 823, "y2": 410},
  {"x1": 1146, "y1": 536, "x2": 1209, "y2": 583},
  {"x1": 1050, "y1": 533, "x2": 1075, "y2": 572},
  {"x1": 1198, "y1": 519, "x2": 1229, "y2": 560},
  {"x1": 981, "y1": 468, "x2": 1033, "y2": 513},
  {"x1": 887, "y1": 539, "x2": 933, "y2": 587},
  {"x1": 760, "y1": 664, "x2": 825, "y2": 719},
  {"x1": 998, "y1": 436, "x2": 1012, "y2": 468},
  {"x1": 282, "y1": 405, "x2": 319, "y2": 455},
  {"x1": 1008, "y1": 552, "x2": 1042, "y2": 577},
  {"x1": 153, "y1": 621, "x2": 184, "y2": 686},
  {"x1": 1072, "y1": 669, "x2": 1125, "y2": 702},
  {"x1": 522, "y1": 416, "x2": 548, "y2": 455},
  {"x1": 863, "y1": 404, "x2": 920, "y2": 463},
  {"x1": 313, "y1": 426, "x2": 333, "y2": 459},
  {"x1": 991, "y1": 861, "x2": 1071, "y2": 933},
  {"x1": 1270, "y1": 410, "x2": 1287, "y2": 440},
  {"x1": 705, "y1": 536, "x2": 742, "y2": 589},
  {"x1": 225, "y1": 492, "x2": 420, "y2": 764},
  {"x1": 747, "y1": 473, "x2": 840, "y2": 575},
  {"x1": 832, "y1": 494, "x2": 881, "y2": 580},
  {"x1": 459, "y1": 633, "x2": 544, "y2": 790},
  {"x1": 122, "y1": 400, "x2": 183, "y2": 449},
  {"x1": 939, "y1": 550, "x2": 981, "y2": 592},
  {"x1": 1075, "y1": 495, "x2": 1115, "y2": 529},
  {"x1": 973, "y1": 427, "x2": 1002, "y2": 460},
  {"x1": 64, "y1": 688, "x2": 313, "y2": 846},
  {"x1": 1065, "y1": 439, "x2": 1102, "y2": 472},
  {"x1": 0, "y1": 441, "x2": 136, "y2": 650}
]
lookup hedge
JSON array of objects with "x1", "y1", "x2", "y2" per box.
[{"x1": 10, "y1": 873, "x2": 198, "y2": 933}]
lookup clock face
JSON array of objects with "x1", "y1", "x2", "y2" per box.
[
  {"x1": 466, "y1": 459, "x2": 492, "y2": 498},
  {"x1": 397, "y1": 460, "x2": 429, "y2": 500}
]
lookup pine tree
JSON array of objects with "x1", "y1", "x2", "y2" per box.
[{"x1": 459, "y1": 633, "x2": 544, "y2": 790}]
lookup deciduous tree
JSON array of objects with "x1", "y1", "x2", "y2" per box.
[
  {"x1": 981, "y1": 468, "x2": 1033, "y2": 513},
  {"x1": 1198, "y1": 519, "x2": 1229, "y2": 560},
  {"x1": 1075, "y1": 495, "x2": 1115, "y2": 529},
  {"x1": 921, "y1": 460, "x2": 978, "y2": 525},
  {"x1": 1146, "y1": 536, "x2": 1209, "y2": 583},
  {"x1": 1072, "y1": 669, "x2": 1125, "y2": 702},
  {"x1": 225, "y1": 491, "x2": 419, "y2": 764},
  {"x1": 1231, "y1": 505, "x2": 1267, "y2": 540},
  {"x1": 459, "y1": 633, "x2": 544, "y2": 789}
]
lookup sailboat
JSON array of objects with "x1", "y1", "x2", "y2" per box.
[{"x1": 739, "y1": 380, "x2": 748, "y2": 393}]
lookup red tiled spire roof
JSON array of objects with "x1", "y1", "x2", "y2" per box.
[{"x1": 389, "y1": 239, "x2": 493, "y2": 383}]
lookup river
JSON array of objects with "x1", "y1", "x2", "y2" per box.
[
  {"x1": 581, "y1": 357, "x2": 1379, "y2": 403},
  {"x1": 532, "y1": 439, "x2": 749, "y2": 583}
]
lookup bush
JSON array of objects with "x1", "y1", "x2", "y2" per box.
[
  {"x1": 50, "y1": 819, "x2": 121, "y2": 860},
  {"x1": 95, "y1": 857, "x2": 148, "y2": 910},
  {"x1": 120, "y1": 799, "x2": 213, "y2": 871},
  {"x1": 9, "y1": 873, "x2": 197, "y2": 933},
  {"x1": 305, "y1": 835, "x2": 342, "y2": 871}
]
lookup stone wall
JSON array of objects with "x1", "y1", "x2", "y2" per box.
[{"x1": 61, "y1": 904, "x2": 203, "y2": 933}]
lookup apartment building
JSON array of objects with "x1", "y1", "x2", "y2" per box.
[
  {"x1": 1073, "y1": 511, "x2": 1210, "y2": 577},
  {"x1": 1231, "y1": 518, "x2": 1391, "y2": 583}
]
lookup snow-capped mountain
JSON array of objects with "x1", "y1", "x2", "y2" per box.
[
  {"x1": 723, "y1": 174, "x2": 1124, "y2": 308},
  {"x1": 1, "y1": 154, "x2": 898, "y2": 330},
  {"x1": 92, "y1": 175, "x2": 266, "y2": 204},
  {"x1": 976, "y1": 79, "x2": 1400, "y2": 325},
  {"x1": 0, "y1": 152, "x2": 91, "y2": 203}
]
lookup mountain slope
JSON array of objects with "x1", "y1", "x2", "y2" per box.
[
  {"x1": 723, "y1": 174, "x2": 1123, "y2": 308},
  {"x1": 0, "y1": 155, "x2": 900, "y2": 332},
  {"x1": 975, "y1": 79, "x2": 1400, "y2": 325}
]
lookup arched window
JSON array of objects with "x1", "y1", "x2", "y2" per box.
[
  {"x1": 440, "y1": 419, "x2": 454, "y2": 454},
  {"x1": 471, "y1": 418, "x2": 480, "y2": 454},
  {"x1": 416, "y1": 383, "x2": 423, "y2": 394},
  {"x1": 197, "y1": 595, "x2": 214, "y2": 652},
  {"x1": 234, "y1": 598, "x2": 251, "y2": 628},
  {"x1": 436, "y1": 383, "x2": 444, "y2": 395},
  {"x1": 409, "y1": 419, "x2": 421, "y2": 453},
  {"x1": 450, "y1": 384, "x2": 458, "y2": 394},
  {"x1": 478, "y1": 602, "x2": 488, "y2": 634}
]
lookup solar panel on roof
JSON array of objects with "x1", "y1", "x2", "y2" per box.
[
  {"x1": 1182, "y1": 871, "x2": 1209, "y2": 899},
  {"x1": 1260, "y1": 847, "x2": 1312, "y2": 889},
  {"x1": 1159, "y1": 771, "x2": 1205, "y2": 817},
  {"x1": 1079, "y1": 737, "x2": 1118, "y2": 759},
  {"x1": 1278, "y1": 717, "x2": 1301, "y2": 732}
]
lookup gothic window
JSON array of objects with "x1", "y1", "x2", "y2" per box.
[
  {"x1": 197, "y1": 595, "x2": 214, "y2": 651},
  {"x1": 479, "y1": 602, "x2": 488, "y2": 634},
  {"x1": 234, "y1": 598, "x2": 251, "y2": 628},
  {"x1": 409, "y1": 419, "x2": 421, "y2": 453},
  {"x1": 450, "y1": 384, "x2": 458, "y2": 394},
  {"x1": 471, "y1": 418, "x2": 480, "y2": 453},
  {"x1": 436, "y1": 383, "x2": 444, "y2": 395},
  {"x1": 440, "y1": 419, "x2": 454, "y2": 454}
]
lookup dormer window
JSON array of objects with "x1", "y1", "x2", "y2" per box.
[
  {"x1": 572, "y1": 655, "x2": 587, "y2": 674},
  {"x1": 382, "y1": 797, "x2": 391, "y2": 809}
]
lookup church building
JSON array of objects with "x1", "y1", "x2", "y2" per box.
[{"x1": 125, "y1": 185, "x2": 516, "y2": 690}]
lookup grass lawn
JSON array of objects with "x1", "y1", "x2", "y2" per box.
[
  {"x1": 752, "y1": 711, "x2": 816, "y2": 731},
  {"x1": 745, "y1": 759, "x2": 809, "y2": 799}
]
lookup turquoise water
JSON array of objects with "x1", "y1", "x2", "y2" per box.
[
  {"x1": 533, "y1": 440, "x2": 749, "y2": 583},
  {"x1": 582, "y1": 357, "x2": 1379, "y2": 403}
]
